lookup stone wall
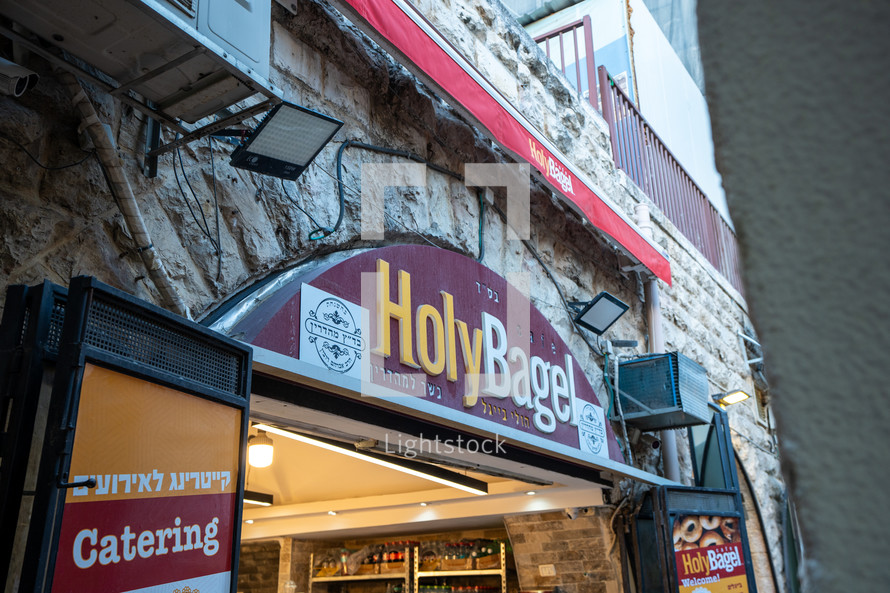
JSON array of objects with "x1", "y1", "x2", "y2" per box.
[
  {"x1": 0, "y1": 0, "x2": 785, "y2": 588},
  {"x1": 240, "y1": 540, "x2": 285, "y2": 593}
]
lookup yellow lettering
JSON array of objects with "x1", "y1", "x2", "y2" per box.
[
  {"x1": 441, "y1": 291, "x2": 458, "y2": 382},
  {"x1": 416, "y1": 304, "x2": 445, "y2": 375},
  {"x1": 457, "y1": 320, "x2": 483, "y2": 407},
  {"x1": 371, "y1": 259, "x2": 419, "y2": 368}
]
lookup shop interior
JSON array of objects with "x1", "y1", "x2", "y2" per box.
[{"x1": 238, "y1": 382, "x2": 612, "y2": 593}]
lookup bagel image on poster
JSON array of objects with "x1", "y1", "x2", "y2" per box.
[{"x1": 671, "y1": 514, "x2": 749, "y2": 593}]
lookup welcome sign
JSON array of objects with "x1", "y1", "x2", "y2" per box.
[
  {"x1": 230, "y1": 245, "x2": 624, "y2": 464},
  {"x1": 672, "y1": 514, "x2": 750, "y2": 593}
]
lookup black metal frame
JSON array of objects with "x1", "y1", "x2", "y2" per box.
[
  {"x1": 4, "y1": 277, "x2": 252, "y2": 592},
  {"x1": 687, "y1": 403, "x2": 738, "y2": 490},
  {"x1": 0, "y1": 281, "x2": 68, "y2": 589},
  {"x1": 655, "y1": 485, "x2": 758, "y2": 593},
  {"x1": 626, "y1": 406, "x2": 757, "y2": 593}
]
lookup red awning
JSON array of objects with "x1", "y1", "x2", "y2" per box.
[{"x1": 328, "y1": 0, "x2": 671, "y2": 284}]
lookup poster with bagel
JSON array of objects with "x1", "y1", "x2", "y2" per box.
[{"x1": 672, "y1": 514, "x2": 750, "y2": 593}]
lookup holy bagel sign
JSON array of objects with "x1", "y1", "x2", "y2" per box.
[{"x1": 234, "y1": 245, "x2": 624, "y2": 464}]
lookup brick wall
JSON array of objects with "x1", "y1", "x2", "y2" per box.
[
  {"x1": 240, "y1": 540, "x2": 284, "y2": 593},
  {"x1": 504, "y1": 510, "x2": 619, "y2": 593}
]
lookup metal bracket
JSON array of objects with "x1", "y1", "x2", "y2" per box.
[{"x1": 57, "y1": 476, "x2": 96, "y2": 489}]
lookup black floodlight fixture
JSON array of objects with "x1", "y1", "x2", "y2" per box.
[
  {"x1": 571, "y1": 291, "x2": 630, "y2": 335},
  {"x1": 230, "y1": 101, "x2": 343, "y2": 180}
]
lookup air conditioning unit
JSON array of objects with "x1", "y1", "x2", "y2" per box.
[
  {"x1": 617, "y1": 352, "x2": 711, "y2": 431},
  {"x1": 0, "y1": 0, "x2": 273, "y2": 123}
]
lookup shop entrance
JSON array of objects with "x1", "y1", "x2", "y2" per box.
[{"x1": 236, "y1": 374, "x2": 610, "y2": 593}]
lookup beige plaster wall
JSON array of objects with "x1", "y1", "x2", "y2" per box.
[{"x1": 698, "y1": 0, "x2": 890, "y2": 590}]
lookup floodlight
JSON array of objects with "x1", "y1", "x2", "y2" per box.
[
  {"x1": 714, "y1": 390, "x2": 751, "y2": 406},
  {"x1": 571, "y1": 291, "x2": 630, "y2": 335},
  {"x1": 230, "y1": 102, "x2": 343, "y2": 180}
]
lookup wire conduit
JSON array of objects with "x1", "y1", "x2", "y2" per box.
[{"x1": 59, "y1": 71, "x2": 190, "y2": 319}]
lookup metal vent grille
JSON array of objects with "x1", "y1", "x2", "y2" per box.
[
  {"x1": 17, "y1": 306, "x2": 31, "y2": 347},
  {"x1": 667, "y1": 490, "x2": 736, "y2": 514},
  {"x1": 620, "y1": 355, "x2": 678, "y2": 414},
  {"x1": 167, "y1": 0, "x2": 196, "y2": 18},
  {"x1": 46, "y1": 300, "x2": 66, "y2": 354},
  {"x1": 83, "y1": 297, "x2": 243, "y2": 396},
  {"x1": 676, "y1": 354, "x2": 709, "y2": 421},
  {"x1": 618, "y1": 352, "x2": 710, "y2": 430}
]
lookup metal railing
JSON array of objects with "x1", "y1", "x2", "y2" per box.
[
  {"x1": 534, "y1": 16, "x2": 598, "y2": 109},
  {"x1": 597, "y1": 66, "x2": 744, "y2": 294}
]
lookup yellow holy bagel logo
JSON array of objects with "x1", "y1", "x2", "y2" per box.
[{"x1": 372, "y1": 258, "x2": 582, "y2": 434}]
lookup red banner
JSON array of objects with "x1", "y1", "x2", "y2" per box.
[{"x1": 335, "y1": 0, "x2": 671, "y2": 284}]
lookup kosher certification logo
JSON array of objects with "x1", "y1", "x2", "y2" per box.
[
  {"x1": 578, "y1": 402, "x2": 606, "y2": 455},
  {"x1": 304, "y1": 297, "x2": 364, "y2": 374}
]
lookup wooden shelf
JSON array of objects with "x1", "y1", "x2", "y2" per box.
[
  {"x1": 413, "y1": 544, "x2": 507, "y2": 593},
  {"x1": 312, "y1": 574, "x2": 409, "y2": 582},
  {"x1": 416, "y1": 570, "x2": 503, "y2": 577},
  {"x1": 309, "y1": 549, "x2": 412, "y2": 593}
]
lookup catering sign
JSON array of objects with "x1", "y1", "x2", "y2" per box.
[
  {"x1": 51, "y1": 364, "x2": 241, "y2": 593},
  {"x1": 671, "y1": 514, "x2": 750, "y2": 593},
  {"x1": 229, "y1": 245, "x2": 625, "y2": 465}
]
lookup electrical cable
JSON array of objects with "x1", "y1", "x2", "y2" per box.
[
  {"x1": 332, "y1": 139, "x2": 468, "y2": 240},
  {"x1": 0, "y1": 132, "x2": 95, "y2": 170},
  {"x1": 171, "y1": 137, "x2": 219, "y2": 249},
  {"x1": 172, "y1": 151, "x2": 216, "y2": 248},
  {"x1": 519, "y1": 235, "x2": 605, "y2": 358},
  {"x1": 316, "y1": 161, "x2": 444, "y2": 249},
  {"x1": 476, "y1": 188, "x2": 485, "y2": 263},
  {"x1": 279, "y1": 178, "x2": 331, "y2": 239},
  {"x1": 604, "y1": 351, "x2": 615, "y2": 419},
  {"x1": 607, "y1": 497, "x2": 630, "y2": 588},
  {"x1": 383, "y1": 210, "x2": 443, "y2": 249},
  {"x1": 207, "y1": 136, "x2": 222, "y2": 282},
  {"x1": 176, "y1": 144, "x2": 214, "y2": 241}
]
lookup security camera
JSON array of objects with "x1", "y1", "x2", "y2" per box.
[
  {"x1": 0, "y1": 57, "x2": 39, "y2": 97},
  {"x1": 640, "y1": 434, "x2": 661, "y2": 450},
  {"x1": 564, "y1": 507, "x2": 580, "y2": 520}
]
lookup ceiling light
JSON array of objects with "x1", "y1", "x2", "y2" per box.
[
  {"x1": 419, "y1": 502, "x2": 429, "y2": 507},
  {"x1": 328, "y1": 510, "x2": 338, "y2": 516},
  {"x1": 248, "y1": 430, "x2": 274, "y2": 468},
  {"x1": 244, "y1": 519, "x2": 254, "y2": 524},
  {"x1": 526, "y1": 491, "x2": 536, "y2": 496},
  {"x1": 244, "y1": 490, "x2": 274, "y2": 506},
  {"x1": 254, "y1": 424, "x2": 488, "y2": 496},
  {"x1": 230, "y1": 102, "x2": 343, "y2": 180},
  {"x1": 570, "y1": 292, "x2": 629, "y2": 335},
  {"x1": 714, "y1": 390, "x2": 751, "y2": 406}
]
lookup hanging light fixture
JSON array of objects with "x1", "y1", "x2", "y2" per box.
[
  {"x1": 248, "y1": 430, "x2": 274, "y2": 468},
  {"x1": 570, "y1": 291, "x2": 630, "y2": 335},
  {"x1": 243, "y1": 490, "x2": 274, "y2": 506},
  {"x1": 229, "y1": 101, "x2": 343, "y2": 180}
]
